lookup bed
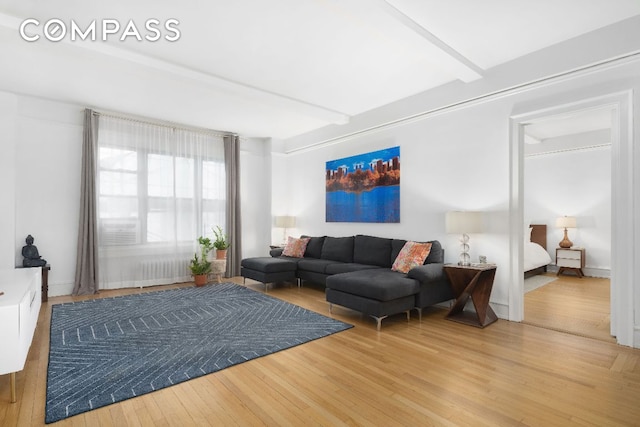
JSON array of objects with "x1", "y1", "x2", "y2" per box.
[{"x1": 524, "y1": 224, "x2": 552, "y2": 278}]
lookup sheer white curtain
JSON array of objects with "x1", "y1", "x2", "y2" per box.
[{"x1": 97, "y1": 115, "x2": 226, "y2": 289}]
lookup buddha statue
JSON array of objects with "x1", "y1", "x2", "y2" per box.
[{"x1": 22, "y1": 234, "x2": 47, "y2": 267}]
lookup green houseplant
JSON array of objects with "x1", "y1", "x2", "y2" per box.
[
  {"x1": 189, "y1": 236, "x2": 214, "y2": 286},
  {"x1": 213, "y1": 225, "x2": 230, "y2": 259}
]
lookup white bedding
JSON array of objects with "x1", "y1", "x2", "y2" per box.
[{"x1": 524, "y1": 241, "x2": 552, "y2": 272}]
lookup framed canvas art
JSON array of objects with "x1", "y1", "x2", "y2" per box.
[{"x1": 326, "y1": 146, "x2": 400, "y2": 223}]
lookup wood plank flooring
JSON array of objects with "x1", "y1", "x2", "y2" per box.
[
  {"x1": 524, "y1": 273, "x2": 613, "y2": 343},
  {"x1": 1, "y1": 277, "x2": 639, "y2": 426}
]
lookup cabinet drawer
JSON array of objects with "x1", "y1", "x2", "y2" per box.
[
  {"x1": 557, "y1": 258, "x2": 582, "y2": 268},
  {"x1": 556, "y1": 249, "x2": 581, "y2": 260}
]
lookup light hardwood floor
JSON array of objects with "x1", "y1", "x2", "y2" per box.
[
  {"x1": 2, "y1": 277, "x2": 639, "y2": 426},
  {"x1": 524, "y1": 273, "x2": 613, "y2": 343}
]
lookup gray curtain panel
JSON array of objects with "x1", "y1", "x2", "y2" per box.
[
  {"x1": 224, "y1": 134, "x2": 242, "y2": 277},
  {"x1": 73, "y1": 109, "x2": 100, "y2": 295}
]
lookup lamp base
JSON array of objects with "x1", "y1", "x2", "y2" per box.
[
  {"x1": 559, "y1": 228, "x2": 573, "y2": 248},
  {"x1": 458, "y1": 234, "x2": 471, "y2": 266},
  {"x1": 458, "y1": 252, "x2": 471, "y2": 266}
]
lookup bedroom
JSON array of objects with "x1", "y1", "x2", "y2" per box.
[{"x1": 522, "y1": 107, "x2": 612, "y2": 339}]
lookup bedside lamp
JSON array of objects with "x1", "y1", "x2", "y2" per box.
[
  {"x1": 446, "y1": 211, "x2": 484, "y2": 266},
  {"x1": 556, "y1": 216, "x2": 576, "y2": 248},
  {"x1": 274, "y1": 215, "x2": 296, "y2": 245}
]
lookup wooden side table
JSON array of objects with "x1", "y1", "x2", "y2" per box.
[
  {"x1": 443, "y1": 264, "x2": 498, "y2": 328},
  {"x1": 556, "y1": 248, "x2": 585, "y2": 278},
  {"x1": 41, "y1": 265, "x2": 50, "y2": 302}
]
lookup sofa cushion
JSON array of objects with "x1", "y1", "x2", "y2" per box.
[
  {"x1": 297, "y1": 258, "x2": 338, "y2": 274},
  {"x1": 407, "y1": 263, "x2": 445, "y2": 284},
  {"x1": 425, "y1": 240, "x2": 444, "y2": 264},
  {"x1": 353, "y1": 235, "x2": 392, "y2": 268},
  {"x1": 241, "y1": 257, "x2": 297, "y2": 273},
  {"x1": 302, "y1": 235, "x2": 325, "y2": 259},
  {"x1": 326, "y1": 269, "x2": 419, "y2": 302},
  {"x1": 325, "y1": 263, "x2": 380, "y2": 275},
  {"x1": 391, "y1": 241, "x2": 432, "y2": 273},
  {"x1": 282, "y1": 236, "x2": 310, "y2": 258},
  {"x1": 321, "y1": 236, "x2": 354, "y2": 263},
  {"x1": 391, "y1": 239, "x2": 407, "y2": 266}
]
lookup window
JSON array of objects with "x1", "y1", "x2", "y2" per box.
[{"x1": 97, "y1": 117, "x2": 225, "y2": 248}]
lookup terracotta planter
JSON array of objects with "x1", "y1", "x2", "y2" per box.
[
  {"x1": 193, "y1": 274, "x2": 208, "y2": 287},
  {"x1": 216, "y1": 249, "x2": 227, "y2": 259}
]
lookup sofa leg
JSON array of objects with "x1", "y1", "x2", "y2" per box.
[
  {"x1": 405, "y1": 310, "x2": 410, "y2": 322},
  {"x1": 328, "y1": 303, "x2": 333, "y2": 314},
  {"x1": 371, "y1": 315, "x2": 388, "y2": 331},
  {"x1": 415, "y1": 307, "x2": 423, "y2": 322}
]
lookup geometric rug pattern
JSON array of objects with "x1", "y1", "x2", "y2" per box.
[{"x1": 45, "y1": 283, "x2": 352, "y2": 423}]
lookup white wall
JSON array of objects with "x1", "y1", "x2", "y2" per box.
[
  {"x1": 12, "y1": 96, "x2": 83, "y2": 296},
  {"x1": 0, "y1": 92, "x2": 18, "y2": 270},
  {"x1": 279, "y1": 54, "x2": 640, "y2": 325},
  {"x1": 525, "y1": 140, "x2": 611, "y2": 276},
  {"x1": 283, "y1": 101, "x2": 513, "y2": 312},
  {"x1": 240, "y1": 137, "x2": 272, "y2": 258},
  {"x1": 1, "y1": 91, "x2": 273, "y2": 294}
]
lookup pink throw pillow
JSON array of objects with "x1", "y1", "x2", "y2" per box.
[
  {"x1": 282, "y1": 236, "x2": 311, "y2": 258},
  {"x1": 391, "y1": 241, "x2": 432, "y2": 274}
]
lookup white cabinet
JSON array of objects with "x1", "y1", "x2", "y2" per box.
[
  {"x1": 556, "y1": 248, "x2": 585, "y2": 278},
  {"x1": 0, "y1": 268, "x2": 42, "y2": 403}
]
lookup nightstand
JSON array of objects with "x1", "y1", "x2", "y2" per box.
[
  {"x1": 556, "y1": 247, "x2": 585, "y2": 278},
  {"x1": 443, "y1": 264, "x2": 498, "y2": 328}
]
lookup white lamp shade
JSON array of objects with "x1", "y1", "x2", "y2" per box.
[
  {"x1": 274, "y1": 215, "x2": 296, "y2": 228},
  {"x1": 445, "y1": 211, "x2": 484, "y2": 234},
  {"x1": 555, "y1": 216, "x2": 576, "y2": 229}
]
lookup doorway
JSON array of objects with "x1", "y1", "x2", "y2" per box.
[
  {"x1": 521, "y1": 108, "x2": 613, "y2": 341},
  {"x1": 508, "y1": 90, "x2": 634, "y2": 347}
]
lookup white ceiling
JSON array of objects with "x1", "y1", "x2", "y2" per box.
[{"x1": 0, "y1": 0, "x2": 639, "y2": 139}]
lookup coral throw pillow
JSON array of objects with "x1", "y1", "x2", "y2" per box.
[
  {"x1": 391, "y1": 241, "x2": 432, "y2": 274},
  {"x1": 282, "y1": 236, "x2": 311, "y2": 258}
]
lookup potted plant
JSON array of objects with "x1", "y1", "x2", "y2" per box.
[
  {"x1": 213, "y1": 225, "x2": 230, "y2": 259},
  {"x1": 189, "y1": 236, "x2": 213, "y2": 286}
]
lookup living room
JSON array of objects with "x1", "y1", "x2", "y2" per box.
[{"x1": 2, "y1": 2, "x2": 640, "y2": 425}]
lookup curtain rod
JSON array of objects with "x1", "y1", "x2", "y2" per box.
[{"x1": 92, "y1": 109, "x2": 237, "y2": 139}]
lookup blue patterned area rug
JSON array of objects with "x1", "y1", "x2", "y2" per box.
[{"x1": 45, "y1": 283, "x2": 352, "y2": 423}]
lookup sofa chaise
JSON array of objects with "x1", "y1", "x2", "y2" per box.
[{"x1": 241, "y1": 234, "x2": 454, "y2": 330}]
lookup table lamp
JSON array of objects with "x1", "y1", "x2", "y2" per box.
[
  {"x1": 555, "y1": 216, "x2": 576, "y2": 248},
  {"x1": 446, "y1": 211, "x2": 484, "y2": 266},
  {"x1": 274, "y1": 215, "x2": 296, "y2": 245}
]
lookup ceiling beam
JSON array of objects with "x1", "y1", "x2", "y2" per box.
[
  {"x1": 378, "y1": 0, "x2": 483, "y2": 82},
  {"x1": 0, "y1": 12, "x2": 350, "y2": 126}
]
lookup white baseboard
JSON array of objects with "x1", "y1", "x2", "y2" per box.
[
  {"x1": 491, "y1": 302, "x2": 509, "y2": 320},
  {"x1": 49, "y1": 282, "x2": 74, "y2": 298}
]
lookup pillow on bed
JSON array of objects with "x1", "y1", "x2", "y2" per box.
[{"x1": 525, "y1": 226, "x2": 533, "y2": 242}]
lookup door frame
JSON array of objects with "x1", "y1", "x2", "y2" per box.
[{"x1": 508, "y1": 90, "x2": 634, "y2": 346}]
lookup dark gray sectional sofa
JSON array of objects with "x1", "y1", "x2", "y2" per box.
[{"x1": 241, "y1": 234, "x2": 454, "y2": 330}]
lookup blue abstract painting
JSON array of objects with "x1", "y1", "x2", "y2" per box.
[{"x1": 326, "y1": 146, "x2": 400, "y2": 223}]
